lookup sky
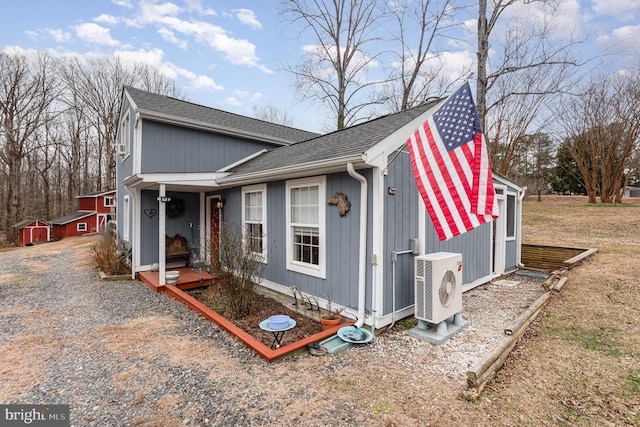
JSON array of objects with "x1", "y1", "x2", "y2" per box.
[{"x1": 1, "y1": 0, "x2": 639, "y2": 133}]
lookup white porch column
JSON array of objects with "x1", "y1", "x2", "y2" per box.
[{"x1": 158, "y1": 184, "x2": 167, "y2": 285}]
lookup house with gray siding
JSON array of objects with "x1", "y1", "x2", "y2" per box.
[{"x1": 116, "y1": 86, "x2": 525, "y2": 330}]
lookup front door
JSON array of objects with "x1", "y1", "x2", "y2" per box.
[{"x1": 208, "y1": 197, "x2": 221, "y2": 263}]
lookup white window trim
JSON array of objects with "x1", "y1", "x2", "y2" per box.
[
  {"x1": 506, "y1": 192, "x2": 517, "y2": 241},
  {"x1": 119, "y1": 114, "x2": 131, "y2": 159},
  {"x1": 77, "y1": 223, "x2": 87, "y2": 232},
  {"x1": 285, "y1": 176, "x2": 326, "y2": 278},
  {"x1": 242, "y1": 183, "x2": 267, "y2": 263},
  {"x1": 104, "y1": 197, "x2": 115, "y2": 207},
  {"x1": 123, "y1": 195, "x2": 130, "y2": 242}
]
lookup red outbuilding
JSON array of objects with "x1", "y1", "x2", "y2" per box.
[
  {"x1": 12, "y1": 219, "x2": 51, "y2": 245},
  {"x1": 49, "y1": 190, "x2": 116, "y2": 240}
]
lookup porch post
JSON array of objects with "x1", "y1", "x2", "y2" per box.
[
  {"x1": 159, "y1": 184, "x2": 167, "y2": 285},
  {"x1": 199, "y1": 192, "x2": 205, "y2": 264}
]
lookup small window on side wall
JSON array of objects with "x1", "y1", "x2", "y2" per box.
[
  {"x1": 77, "y1": 223, "x2": 87, "y2": 232},
  {"x1": 506, "y1": 194, "x2": 516, "y2": 239}
]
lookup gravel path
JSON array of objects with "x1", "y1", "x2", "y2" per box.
[{"x1": 0, "y1": 237, "x2": 545, "y2": 426}]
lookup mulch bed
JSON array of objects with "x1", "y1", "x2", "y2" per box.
[{"x1": 186, "y1": 285, "x2": 324, "y2": 348}]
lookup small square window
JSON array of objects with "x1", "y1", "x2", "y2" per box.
[{"x1": 77, "y1": 223, "x2": 87, "y2": 232}]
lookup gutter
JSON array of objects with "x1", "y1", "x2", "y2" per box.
[
  {"x1": 218, "y1": 154, "x2": 364, "y2": 187},
  {"x1": 347, "y1": 163, "x2": 367, "y2": 329}
]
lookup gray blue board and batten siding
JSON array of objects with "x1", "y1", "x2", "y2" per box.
[{"x1": 214, "y1": 169, "x2": 374, "y2": 318}]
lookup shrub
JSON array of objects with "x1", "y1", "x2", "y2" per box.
[
  {"x1": 210, "y1": 221, "x2": 265, "y2": 319},
  {"x1": 90, "y1": 232, "x2": 131, "y2": 276}
]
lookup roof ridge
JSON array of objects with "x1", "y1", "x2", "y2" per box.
[{"x1": 124, "y1": 85, "x2": 319, "y2": 135}]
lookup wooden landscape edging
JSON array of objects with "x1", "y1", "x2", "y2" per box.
[
  {"x1": 163, "y1": 284, "x2": 349, "y2": 362},
  {"x1": 463, "y1": 246, "x2": 598, "y2": 401},
  {"x1": 521, "y1": 244, "x2": 597, "y2": 271}
]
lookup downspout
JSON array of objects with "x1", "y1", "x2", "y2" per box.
[
  {"x1": 347, "y1": 163, "x2": 367, "y2": 329},
  {"x1": 516, "y1": 187, "x2": 527, "y2": 268}
]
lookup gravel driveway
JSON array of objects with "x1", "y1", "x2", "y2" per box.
[{"x1": 0, "y1": 236, "x2": 545, "y2": 426}]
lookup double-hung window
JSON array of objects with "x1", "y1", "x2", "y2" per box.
[
  {"x1": 242, "y1": 184, "x2": 267, "y2": 262},
  {"x1": 286, "y1": 177, "x2": 326, "y2": 278}
]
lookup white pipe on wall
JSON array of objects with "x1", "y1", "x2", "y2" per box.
[{"x1": 347, "y1": 163, "x2": 367, "y2": 329}]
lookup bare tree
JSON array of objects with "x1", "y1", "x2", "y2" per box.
[
  {"x1": 383, "y1": 0, "x2": 468, "y2": 112},
  {"x1": 282, "y1": 0, "x2": 386, "y2": 130},
  {"x1": 0, "y1": 52, "x2": 61, "y2": 243},
  {"x1": 476, "y1": 0, "x2": 580, "y2": 176},
  {"x1": 252, "y1": 104, "x2": 295, "y2": 127},
  {"x1": 134, "y1": 63, "x2": 185, "y2": 99},
  {"x1": 556, "y1": 72, "x2": 640, "y2": 203},
  {"x1": 61, "y1": 56, "x2": 137, "y2": 192}
]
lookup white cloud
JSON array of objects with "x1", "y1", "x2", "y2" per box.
[
  {"x1": 75, "y1": 22, "x2": 122, "y2": 47},
  {"x1": 25, "y1": 30, "x2": 39, "y2": 41},
  {"x1": 234, "y1": 9, "x2": 262, "y2": 29},
  {"x1": 48, "y1": 29, "x2": 72, "y2": 43},
  {"x1": 158, "y1": 27, "x2": 188, "y2": 49},
  {"x1": 591, "y1": 0, "x2": 639, "y2": 21},
  {"x1": 136, "y1": 0, "x2": 182, "y2": 25},
  {"x1": 114, "y1": 47, "x2": 224, "y2": 91},
  {"x1": 597, "y1": 24, "x2": 640, "y2": 55},
  {"x1": 110, "y1": 0, "x2": 133, "y2": 8},
  {"x1": 123, "y1": 0, "x2": 272, "y2": 72},
  {"x1": 184, "y1": 0, "x2": 217, "y2": 15},
  {"x1": 226, "y1": 96, "x2": 241, "y2": 107},
  {"x1": 94, "y1": 14, "x2": 119, "y2": 25}
]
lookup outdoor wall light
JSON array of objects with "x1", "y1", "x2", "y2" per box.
[
  {"x1": 215, "y1": 199, "x2": 225, "y2": 209},
  {"x1": 388, "y1": 187, "x2": 396, "y2": 195}
]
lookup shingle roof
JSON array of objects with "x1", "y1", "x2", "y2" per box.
[
  {"x1": 12, "y1": 218, "x2": 48, "y2": 228},
  {"x1": 49, "y1": 211, "x2": 94, "y2": 225},
  {"x1": 77, "y1": 189, "x2": 115, "y2": 198},
  {"x1": 230, "y1": 100, "x2": 440, "y2": 175},
  {"x1": 124, "y1": 86, "x2": 319, "y2": 144}
]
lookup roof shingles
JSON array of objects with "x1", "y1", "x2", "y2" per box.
[
  {"x1": 124, "y1": 86, "x2": 319, "y2": 144},
  {"x1": 231, "y1": 101, "x2": 439, "y2": 175}
]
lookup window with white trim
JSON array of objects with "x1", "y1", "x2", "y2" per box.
[
  {"x1": 506, "y1": 193, "x2": 516, "y2": 240},
  {"x1": 242, "y1": 184, "x2": 267, "y2": 262},
  {"x1": 77, "y1": 223, "x2": 87, "y2": 232},
  {"x1": 104, "y1": 197, "x2": 115, "y2": 207},
  {"x1": 286, "y1": 176, "x2": 326, "y2": 278},
  {"x1": 119, "y1": 114, "x2": 130, "y2": 157},
  {"x1": 123, "y1": 195, "x2": 130, "y2": 242}
]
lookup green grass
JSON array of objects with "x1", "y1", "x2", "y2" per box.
[{"x1": 548, "y1": 326, "x2": 625, "y2": 357}]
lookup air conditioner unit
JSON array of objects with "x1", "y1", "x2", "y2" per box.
[
  {"x1": 414, "y1": 252, "x2": 463, "y2": 324},
  {"x1": 117, "y1": 143, "x2": 126, "y2": 156}
]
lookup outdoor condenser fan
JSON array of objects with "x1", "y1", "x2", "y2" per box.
[{"x1": 439, "y1": 270, "x2": 457, "y2": 307}]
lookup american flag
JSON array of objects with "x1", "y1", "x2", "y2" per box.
[{"x1": 407, "y1": 82, "x2": 498, "y2": 241}]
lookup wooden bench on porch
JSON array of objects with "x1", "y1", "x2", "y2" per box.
[{"x1": 166, "y1": 233, "x2": 190, "y2": 266}]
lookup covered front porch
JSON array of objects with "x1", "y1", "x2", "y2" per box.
[{"x1": 123, "y1": 173, "x2": 225, "y2": 285}]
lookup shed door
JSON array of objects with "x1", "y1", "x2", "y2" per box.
[{"x1": 32, "y1": 227, "x2": 48, "y2": 243}]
